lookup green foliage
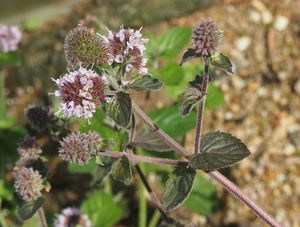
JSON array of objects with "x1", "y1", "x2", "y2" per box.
[
  {"x1": 205, "y1": 85, "x2": 225, "y2": 109},
  {"x1": 127, "y1": 74, "x2": 163, "y2": 91},
  {"x1": 156, "y1": 62, "x2": 184, "y2": 86},
  {"x1": 17, "y1": 197, "x2": 46, "y2": 221},
  {"x1": 148, "y1": 104, "x2": 196, "y2": 138},
  {"x1": 210, "y1": 53, "x2": 234, "y2": 74},
  {"x1": 0, "y1": 51, "x2": 20, "y2": 67},
  {"x1": 111, "y1": 155, "x2": 132, "y2": 185},
  {"x1": 108, "y1": 91, "x2": 132, "y2": 127},
  {"x1": 81, "y1": 190, "x2": 125, "y2": 227},
  {"x1": 112, "y1": 131, "x2": 129, "y2": 151},
  {"x1": 0, "y1": 180, "x2": 12, "y2": 200},
  {"x1": 93, "y1": 157, "x2": 115, "y2": 185},
  {"x1": 162, "y1": 167, "x2": 196, "y2": 211},
  {"x1": 183, "y1": 176, "x2": 219, "y2": 215},
  {"x1": 68, "y1": 157, "x2": 96, "y2": 173},
  {"x1": 179, "y1": 48, "x2": 201, "y2": 66},
  {"x1": 178, "y1": 87, "x2": 202, "y2": 116},
  {"x1": 189, "y1": 131, "x2": 251, "y2": 172}
]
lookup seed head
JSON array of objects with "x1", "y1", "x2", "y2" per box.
[
  {"x1": 14, "y1": 167, "x2": 44, "y2": 201},
  {"x1": 17, "y1": 135, "x2": 42, "y2": 156},
  {"x1": 0, "y1": 25, "x2": 22, "y2": 53},
  {"x1": 64, "y1": 25, "x2": 111, "y2": 69},
  {"x1": 54, "y1": 208, "x2": 92, "y2": 227},
  {"x1": 106, "y1": 27, "x2": 148, "y2": 74},
  {"x1": 25, "y1": 105, "x2": 54, "y2": 131},
  {"x1": 192, "y1": 19, "x2": 223, "y2": 56},
  {"x1": 53, "y1": 67, "x2": 107, "y2": 119},
  {"x1": 59, "y1": 131, "x2": 102, "y2": 165}
]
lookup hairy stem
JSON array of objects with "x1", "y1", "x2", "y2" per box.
[
  {"x1": 131, "y1": 100, "x2": 281, "y2": 227},
  {"x1": 98, "y1": 151, "x2": 187, "y2": 167},
  {"x1": 38, "y1": 208, "x2": 48, "y2": 227},
  {"x1": 194, "y1": 60, "x2": 210, "y2": 154}
]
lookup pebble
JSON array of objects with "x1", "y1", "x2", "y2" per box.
[
  {"x1": 235, "y1": 36, "x2": 251, "y2": 51},
  {"x1": 274, "y1": 15, "x2": 289, "y2": 31}
]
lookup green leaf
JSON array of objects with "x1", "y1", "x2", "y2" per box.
[
  {"x1": 93, "y1": 157, "x2": 115, "y2": 185},
  {"x1": 157, "y1": 27, "x2": 192, "y2": 58},
  {"x1": 205, "y1": 85, "x2": 225, "y2": 109},
  {"x1": 210, "y1": 53, "x2": 234, "y2": 74},
  {"x1": 162, "y1": 167, "x2": 196, "y2": 211},
  {"x1": 133, "y1": 129, "x2": 172, "y2": 152},
  {"x1": 111, "y1": 155, "x2": 132, "y2": 185},
  {"x1": 179, "y1": 48, "x2": 201, "y2": 66},
  {"x1": 112, "y1": 131, "x2": 129, "y2": 151},
  {"x1": 179, "y1": 87, "x2": 202, "y2": 116},
  {"x1": 183, "y1": 176, "x2": 219, "y2": 215},
  {"x1": 156, "y1": 62, "x2": 184, "y2": 86},
  {"x1": 0, "y1": 180, "x2": 12, "y2": 199},
  {"x1": 189, "y1": 131, "x2": 251, "y2": 172},
  {"x1": 108, "y1": 92, "x2": 132, "y2": 127},
  {"x1": 68, "y1": 157, "x2": 96, "y2": 173},
  {"x1": 17, "y1": 197, "x2": 46, "y2": 221},
  {"x1": 81, "y1": 190, "x2": 125, "y2": 227},
  {"x1": 0, "y1": 51, "x2": 20, "y2": 67},
  {"x1": 127, "y1": 74, "x2": 163, "y2": 91},
  {"x1": 149, "y1": 105, "x2": 196, "y2": 138}
]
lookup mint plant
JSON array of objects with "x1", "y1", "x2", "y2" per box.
[{"x1": 12, "y1": 19, "x2": 282, "y2": 226}]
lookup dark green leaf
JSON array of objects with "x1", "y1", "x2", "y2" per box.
[
  {"x1": 179, "y1": 87, "x2": 202, "y2": 116},
  {"x1": 210, "y1": 53, "x2": 234, "y2": 74},
  {"x1": 111, "y1": 155, "x2": 132, "y2": 185},
  {"x1": 157, "y1": 62, "x2": 184, "y2": 86},
  {"x1": 189, "y1": 131, "x2": 251, "y2": 172},
  {"x1": 112, "y1": 131, "x2": 129, "y2": 151},
  {"x1": 93, "y1": 157, "x2": 115, "y2": 185},
  {"x1": 127, "y1": 74, "x2": 163, "y2": 91},
  {"x1": 157, "y1": 27, "x2": 192, "y2": 58},
  {"x1": 17, "y1": 197, "x2": 46, "y2": 221},
  {"x1": 149, "y1": 105, "x2": 196, "y2": 138},
  {"x1": 179, "y1": 48, "x2": 201, "y2": 66},
  {"x1": 81, "y1": 190, "x2": 125, "y2": 227},
  {"x1": 133, "y1": 129, "x2": 171, "y2": 152},
  {"x1": 205, "y1": 85, "x2": 225, "y2": 109},
  {"x1": 183, "y1": 176, "x2": 219, "y2": 215},
  {"x1": 108, "y1": 92, "x2": 132, "y2": 127},
  {"x1": 162, "y1": 167, "x2": 196, "y2": 211},
  {"x1": 68, "y1": 157, "x2": 96, "y2": 173},
  {"x1": 0, "y1": 51, "x2": 20, "y2": 67},
  {"x1": 188, "y1": 74, "x2": 203, "y2": 90}
]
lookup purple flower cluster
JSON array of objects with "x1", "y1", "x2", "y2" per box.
[
  {"x1": 105, "y1": 27, "x2": 148, "y2": 74},
  {"x1": 0, "y1": 25, "x2": 22, "y2": 53},
  {"x1": 54, "y1": 208, "x2": 92, "y2": 227},
  {"x1": 53, "y1": 67, "x2": 107, "y2": 119}
]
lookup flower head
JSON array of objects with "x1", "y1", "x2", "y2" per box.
[
  {"x1": 14, "y1": 167, "x2": 44, "y2": 201},
  {"x1": 59, "y1": 131, "x2": 102, "y2": 165},
  {"x1": 192, "y1": 19, "x2": 223, "y2": 56},
  {"x1": 14, "y1": 156, "x2": 48, "y2": 179},
  {"x1": 54, "y1": 208, "x2": 92, "y2": 227},
  {"x1": 25, "y1": 105, "x2": 54, "y2": 131},
  {"x1": 53, "y1": 67, "x2": 106, "y2": 119},
  {"x1": 0, "y1": 25, "x2": 22, "y2": 53},
  {"x1": 17, "y1": 135, "x2": 42, "y2": 156},
  {"x1": 64, "y1": 25, "x2": 111, "y2": 69},
  {"x1": 106, "y1": 27, "x2": 148, "y2": 74}
]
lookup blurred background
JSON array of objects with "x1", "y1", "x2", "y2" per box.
[{"x1": 0, "y1": 0, "x2": 300, "y2": 226}]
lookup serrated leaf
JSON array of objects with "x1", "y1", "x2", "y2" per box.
[
  {"x1": 179, "y1": 48, "x2": 201, "y2": 66},
  {"x1": 179, "y1": 87, "x2": 202, "y2": 116},
  {"x1": 17, "y1": 197, "x2": 46, "y2": 221},
  {"x1": 93, "y1": 157, "x2": 115, "y2": 185},
  {"x1": 133, "y1": 129, "x2": 172, "y2": 152},
  {"x1": 108, "y1": 92, "x2": 132, "y2": 127},
  {"x1": 189, "y1": 131, "x2": 251, "y2": 172},
  {"x1": 112, "y1": 131, "x2": 129, "y2": 151},
  {"x1": 127, "y1": 74, "x2": 163, "y2": 91},
  {"x1": 162, "y1": 167, "x2": 196, "y2": 211},
  {"x1": 111, "y1": 155, "x2": 132, "y2": 185},
  {"x1": 210, "y1": 53, "x2": 233, "y2": 74}
]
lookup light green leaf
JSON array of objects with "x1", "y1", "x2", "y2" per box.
[
  {"x1": 108, "y1": 92, "x2": 132, "y2": 127},
  {"x1": 179, "y1": 87, "x2": 202, "y2": 116},
  {"x1": 17, "y1": 197, "x2": 46, "y2": 221},
  {"x1": 210, "y1": 53, "x2": 234, "y2": 74},
  {"x1": 127, "y1": 74, "x2": 163, "y2": 91},
  {"x1": 156, "y1": 62, "x2": 184, "y2": 86},
  {"x1": 68, "y1": 157, "x2": 96, "y2": 173},
  {"x1": 189, "y1": 131, "x2": 251, "y2": 172},
  {"x1": 111, "y1": 155, "x2": 132, "y2": 185},
  {"x1": 162, "y1": 167, "x2": 196, "y2": 211},
  {"x1": 81, "y1": 190, "x2": 125, "y2": 227},
  {"x1": 205, "y1": 85, "x2": 225, "y2": 109}
]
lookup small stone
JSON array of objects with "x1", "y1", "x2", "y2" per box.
[
  {"x1": 248, "y1": 10, "x2": 261, "y2": 23},
  {"x1": 274, "y1": 16, "x2": 289, "y2": 31},
  {"x1": 235, "y1": 36, "x2": 251, "y2": 51}
]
